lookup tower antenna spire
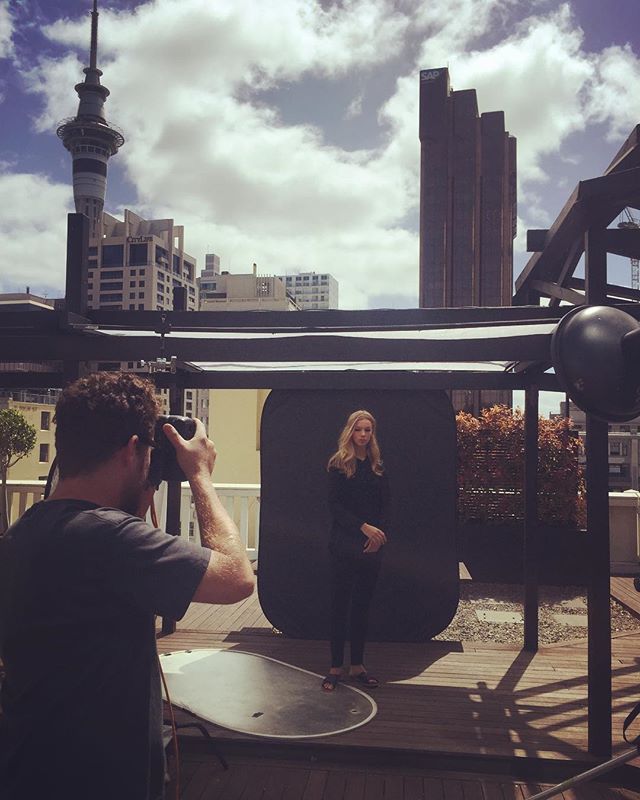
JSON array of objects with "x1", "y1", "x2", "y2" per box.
[
  {"x1": 89, "y1": 0, "x2": 99, "y2": 71},
  {"x1": 57, "y1": 0, "x2": 124, "y2": 239}
]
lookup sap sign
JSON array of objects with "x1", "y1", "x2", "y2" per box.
[{"x1": 420, "y1": 70, "x2": 441, "y2": 81}]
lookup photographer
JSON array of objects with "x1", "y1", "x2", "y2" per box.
[{"x1": 0, "y1": 372, "x2": 255, "y2": 800}]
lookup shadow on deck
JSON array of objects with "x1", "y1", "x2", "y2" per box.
[{"x1": 157, "y1": 585, "x2": 640, "y2": 796}]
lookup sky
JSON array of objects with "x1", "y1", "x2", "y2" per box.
[{"x1": 1, "y1": 0, "x2": 639, "y2": 414}]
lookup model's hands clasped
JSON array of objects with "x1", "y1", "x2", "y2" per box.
[
  {"x1": 163, "y1": 418, "x2": 217, "y2": 482},
  {"x1": 360, "y1": 522, "x2": 387, "y2": 554}
]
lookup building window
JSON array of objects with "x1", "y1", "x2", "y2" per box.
[
  {"x1": 130, "y1": 269, "x2": 137, "y2": 276},
  {"x1": 173, "y1": 254, "x2": 181, "y2": 274},
  {"x1": 155, "y1": 246, "x2": 168, "y2": 265},
  {"x1": 129, "y1": 304, "x2": 135, "y2": 309},
  {"x1": 101, "y1": 270, "x2": 123, "y2": 280},
  {"x1": 97, "y1": 362, "x2": 121, "y2": 371},
  {"x1": 139, "y1": 281, "x2": 145, "y2": 287},
  {"x1": 100, "y1": 282, "x2": 123, "y2": 291},
  {"x1": 138, "y1": 292, "x2": 145, "y2": 299},
  {"x1": 129, "y1": 243, "x2": 148, "y2": 266},
  {"x1": 157, "y1": 271, "x2": 165, "y2": 282},
  {"x1": 40, "y1": 411, "x2": 50, "y2": 430},
  {"x1": 89, "y1": 246, "x2": 98, "y2": 256},
  {"x1": 39, "y1": 443, "x2": 50, "y2": 463},
  {"x1": 184, "y1": 261, "x2": 194, "y2": 281},
  {"x1": 130, "y1": 282, "x2": 136, "y2": 288},
  {"x1": 100, "y1": 293, "x2": 123, "y2": 303},
  {"x1": 129, "y1": 292, "x2": 135, "y2": 299},
  {"x1": 610, "y1": 442, "x2": 622, "y2": 456},
  {"x1": 127, "y1": 362, "x2": 135, "y2": 369},
  {"x1": 157, "y1": 293, "x2": 164, "y2": 303},
  {"x1": 139, "y1": 269, "x2": 145, "y2": 275},
  {"x1": 138, "y1": 303, "x2": 145, "y2": 310},
  {"x1": 101, "y1": 244, "x2": 124, "y2": 267}
]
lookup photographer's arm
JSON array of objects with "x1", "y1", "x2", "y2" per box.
[{"x1": 163, "y1": 421, "x2": 255, "y2": 605}]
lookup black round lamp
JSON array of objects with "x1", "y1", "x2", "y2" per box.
[{"x1": 551, "y1": 305, "x2": 640, "y2": 422}]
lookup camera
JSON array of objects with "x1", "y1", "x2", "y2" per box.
[{"x1": 148, "y1": 415, "x2": 197, "y2": 487}]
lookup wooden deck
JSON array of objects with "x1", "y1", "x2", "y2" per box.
[
  {"x1": 157, "y1": 585, "x2": 640, "y2": 796},
  {"x1": 165, "y1": 750, "x2": 640, "y2": 799}
]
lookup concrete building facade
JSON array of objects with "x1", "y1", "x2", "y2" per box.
[
  {"x1": 277, "y1": 272, "x2": 339, "y2": 310},
  {"x1": 0, "y1": 391, "x2": 60, "y2": 481},
  {"x1": 554, "y1": 402, "x2": 640, "y2": 492},
  {"x1": 418, "y1": 67, "x2": 517, "y2": 413},
  {"x1": 87, "y1": 209, "x2": 198, "y2": 313},
  {"x1": 199, "y1": 264, "x2": 299, "y2": 312}
]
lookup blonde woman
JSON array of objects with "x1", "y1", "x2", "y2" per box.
[{"x1": 321, "y1": 410, "x2": 389, "y2": 692}]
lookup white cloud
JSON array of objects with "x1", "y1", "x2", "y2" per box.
[
  {"x1": 7, "y1": 0, "x2": 640, "y2": 309},
  {"x1": 0, "y1": 0, "x2": 14, "y2": 60},
  {"x1": 22, "y1": 0, "x2": 419, "y2": 308},
  {"x1": 345, "y1": 94, "x2": 364, "y2": 120},
  {"x1": 0, "y1": 172, "x2": 72, "y2": 294},
  {"x1": 588, "y1": 44, "x2": 640, "y2": 143}
]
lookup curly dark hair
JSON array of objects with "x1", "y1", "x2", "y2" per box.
[{"x1": 53, "y1": 372, "x2": 160, "y2": 479}]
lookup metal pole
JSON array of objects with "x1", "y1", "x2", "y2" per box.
[
  {"x1": 161, "y1": 385, "x2": 185, "y2": 637},
  {"x1": 524, "y1": 383, "x2": 539, "y2": 651},
  {"x1": 64, "y1": 213, "x2": 89, "y2": 317},
  {"x1": 584, "y1": 226, "x2": 612, "y2": 757},
  {"x1": 527, "y1": 746, "x2": 639, "y2": 800},
  {"x1": 161, "y1": 290, "x2": 188, "y2": 636}
]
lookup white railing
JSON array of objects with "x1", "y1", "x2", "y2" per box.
[
  {"x1": 152, "y1": 482, "x2": 260, "y2": 561},
  {"x1": 5, "y1": 480, "x2": 46, "y2": 522},
  {"x1": 4, "y1": 481, "x2": 637, "y2": 575},
  {"x1": 5, "y1": 480, "x2": 260, "y2": 561}
]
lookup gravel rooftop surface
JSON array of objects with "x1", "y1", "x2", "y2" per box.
[{"x1": 433, "y1": 581, "x2": 640, "y2": 645}]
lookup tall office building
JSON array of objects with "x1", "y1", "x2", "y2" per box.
[
  {"x1": 277, "y1": 272, "x2": 339, "y2": 309},
  {"x1": 419, "y1": 67, "x2": 517, "y2": 412},
  {"x1": 87, "y1": 209, "x2": 198, "y2": 313},
  {"x1": 197, "y1": 253, "x2": 221, "y2": 303},
  {"x1": 57, "y1": 1, "x2": 124, "y2": 238}
]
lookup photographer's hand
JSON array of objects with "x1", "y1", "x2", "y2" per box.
[
  {"x1": 163, "y1": 418, "x2": 255, "y2": 604},
  {"x1": 162, "y1": 419, "x2": 216, "y2": 480}
]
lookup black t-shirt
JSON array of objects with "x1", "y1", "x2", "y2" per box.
[
  {"x1": 328, "y1": 458, "x2": 390, "y2": 557},
  {"x1": 0, "y1": 499, "x2": 210, "y2": 800}
]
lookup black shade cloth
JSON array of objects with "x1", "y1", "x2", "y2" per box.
[{"x1": 258, "y1": 390, "x2": 459, "y2": 641}]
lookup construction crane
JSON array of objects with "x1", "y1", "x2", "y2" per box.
[{"x1": 617, "y1": 208, "x2": 640, "y2": 290}]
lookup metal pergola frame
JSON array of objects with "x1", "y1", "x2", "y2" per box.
[{"x1": 2, "y1": 127, "x2": 640, "y2": 762}]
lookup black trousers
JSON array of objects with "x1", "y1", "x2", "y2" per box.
[{"x1": 329, "y1": 550, "x2": 381, "y2": 668}]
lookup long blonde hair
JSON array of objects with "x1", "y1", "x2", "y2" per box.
[{"x1": 327, "y1": 409, "x2": 384, "y2": 478}]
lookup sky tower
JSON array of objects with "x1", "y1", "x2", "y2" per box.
[{"x1": 56, "y1": 0, "x2": 124, "y2": 238}]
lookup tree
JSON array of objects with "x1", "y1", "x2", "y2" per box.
[{"x1": 0, "y1": 408, "x2": 37, "y2": 535}]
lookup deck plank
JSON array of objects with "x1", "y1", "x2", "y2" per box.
[{"x1": 157, "y1": 587, "x2": 640, "y2": 797}]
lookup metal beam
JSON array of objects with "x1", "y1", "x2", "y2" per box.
[
  {"x1": 530, "y1": 281, "x2": 585, "y2": 305},
  {"x1": 523, "y1": 384, "x2": 539, "y2": 652},
  {"x1": 0, "y1": 330, "x2": 554, "y2": 363},
  {"x1": 584, "y1": 226, "x2": 612, "y2": 758}
]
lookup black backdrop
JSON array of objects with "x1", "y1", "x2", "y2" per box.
[{"x1": 258, "y1": 389, "x2": 459, "y2": 642}]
